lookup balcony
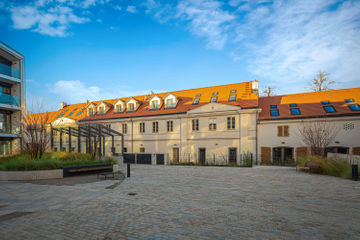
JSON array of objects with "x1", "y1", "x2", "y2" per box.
[
  {"x1": 0, "y1": 93, "x2": 20, "y2": 107},
  {"x1": 0, "y1": 62, "x2": 20, "y2": 79},
  {"x1": 0, "y1": 125, "x2": 21, "y2": 137}
]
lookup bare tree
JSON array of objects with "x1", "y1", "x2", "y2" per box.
[
  {"x1": 298, "y1": 120, "x2": 339, "y2": 156},
  {"x1": 22, "y1": 100, "x2": 53, "y2": 160},
  {"x1": 262, "y1": 86, "x2": 276, "y2": 96},
  {"x1": 311, "y1": 71, "x2": 334, "y2": 91}
]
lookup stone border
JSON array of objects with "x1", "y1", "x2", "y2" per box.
[
  {"x1": 0, "y1": 169, "x2": 63, "y2": 181},
  {"x1": 0, "y1": 165, "x2": 120, "y2": 181}
]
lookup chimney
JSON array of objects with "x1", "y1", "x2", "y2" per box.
[{"x1": 60, "y1": 101, "x2": 67, "y2": 109}]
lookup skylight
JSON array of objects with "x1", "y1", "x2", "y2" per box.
[
  {"x1": 230, "y1": 90, "x2": 236, "y2": 93},
  {"x1": 229, "y1": 94, "x2": 236, "y2": 102},
  {"x1": 348, "y1": 104, "x2": 360, "y2": 111},
  {"x1": 270, "y1": 105, "x2": 277, "y2": 109},
  {"x1": 193, "y1": 98, "x2": 199, "y2": 105},
  {"x1": 321, "y1": 101, "x2": 330, "y2": 105},
  {"x1": 270, "y1": 110, "x2": 279, "y2": 116},
  {"x1": 289, "y1": 103, "x2": 297, "y2": 107},
  {"x1": 290, "y1": 108, "x2": 301, "y2": 115},
  {"x1": 67, "y1": 108, "x2": 77, "y2": 116},
  {"x1": 195, "y1": 94, "x2": 201, "y2": 98},
  {"x1": 58, "y1": 113, "x2": 65, "y2": 117},
  {"x1": 323, "y1": 105, "x2": 336, "y2": 113},
  {"x1": 36, "y1": 123, "x2": 41, "y2": 128},
  {"x1": 345, "y1": 99, "x2": 354, "y2": 103},
  {"x1": 210, "y1": 96, "x2": 217, "y2": 102}
]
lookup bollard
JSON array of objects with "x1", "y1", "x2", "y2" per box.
[
  {"x1": 352, "y1": 165, "x2": 358, "y2": 181},
  {"x1": 127, "y1": 163, "x2": 130, "y2": 178}
]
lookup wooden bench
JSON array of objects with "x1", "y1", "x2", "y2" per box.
[{"x1": 63, "y1": 164, "x2": 113, "y2": 177}]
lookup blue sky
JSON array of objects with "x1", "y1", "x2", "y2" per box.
[{"x1": 0, "y1": 0, "x2": 359, "y2": 111}]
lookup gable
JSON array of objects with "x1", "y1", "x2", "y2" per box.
[{"x1": 187, "y1": 102, "x2": 241, "y2": 114}]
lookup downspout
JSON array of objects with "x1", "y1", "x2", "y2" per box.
[
  {"x1": 238, "y1": 111, "x2": 241, "y2": 165},
  {"x1": 131, "y1": 118, "x2": 133, "y2": 153},
  {"x1": 255, "y1": 110, "x2": 258, "y2": 165},
  {"x1": 179, "y1": 116, "x2": 182, "y2": 162}
]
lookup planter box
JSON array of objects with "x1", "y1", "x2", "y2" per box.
[{"x1": 0, "y1": 169, "x2": 63, "y2": 181}]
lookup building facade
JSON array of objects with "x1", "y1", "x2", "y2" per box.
[
  {"x1": 30, "y1": 81, "x2": 360, "y2": 165},
  {"x1": 0, "y1": 42, "x2": 25, "y2": 156}
]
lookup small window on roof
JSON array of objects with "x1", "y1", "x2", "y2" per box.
[
  {"x1": 195, "y1": 94, "x2": 201, "y2": 98},
  {"x1": 193, "y1": 98, "x2": 200, "y2": 105},
  {"x1": 290, "y1": 108, "x2": 301, "y2": 115},
  {"x1": 348, "y1": 104, "x2": 360, "y2": 111},
  {"x1": 323, "y1": 105, "x2": 336, "y2": 113},
  {"x1": 212, "y1": 92, "x2": 218, "y2": 96},
  {"x1": 210, "y1": 96, "x2": 217, "y2": 102},
  {"x1": 67, "y1": 108, "x2": 77, "y2": 117},
  {"x1": 321, "y1": 101, "x2": 330, "y2": 105},
  {"x1": 345, "y1": 99, "x2": 354, "y2": 103},
  {"x1": 230, "y1": 90, "x2": 236, "y2": 93},
  {"x1": 270, "y1": 105, "x2": 277, "y2": 109},
  {"x1": 76, "y1": 110, "x2": 83, "y2": 116},
  {"x1": 270, "y1": 109, "x2": 279, "y2": 116},
  {"x1": 58, "y1": 112, "x2": 65, "y2": 117},
  {"x1": 289, "y1": 103, "x2": 297, "y2": 107},
  {"x1": 36, "y1": 123, "x2": 41, "y2": 128},
  {"x1": 229, "y1": 94, "x2": 236, "y2": 102}
]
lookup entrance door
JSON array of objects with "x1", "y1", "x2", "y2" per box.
[
  {"x1": 199, "y1": 148, "x2": 206, "y2": 165},
  {"x1": 172, "y1": 148, "x2": 179, "y2": 163},
  {"x1": 272, "y1": 147, "x2": 294, "y2": 166},
  {"x1": 229, "y1": 148, "x2": 237, "y2": 165}
]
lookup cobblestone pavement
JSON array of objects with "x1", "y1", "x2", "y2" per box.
[{"x1": 0, "y1": 165, "x2": 359, "y2": 240}]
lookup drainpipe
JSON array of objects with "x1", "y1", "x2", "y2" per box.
[
  {"x1": 238, "y1": 111, "x2": 241, "y2": 165},
  {"x1": 131, "y1": 118, "x2": 133, "y2": 153},
  {"x1": 255, "y1": 110, "x2": 258, "y2": 165},
  {"x1": 179, "y1": 116, "x2": 182, "y2": 162}
]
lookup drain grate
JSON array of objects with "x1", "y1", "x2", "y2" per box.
[
  {"x1": 127, "y1": 193, "x2": 137, "y2": 196},
  {"x1": 0, "y1": 211, "x2": 35, "y2": 222}
]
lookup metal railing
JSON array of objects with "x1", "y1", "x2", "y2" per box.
[
  {"x1": 0, "y1": 63, "x2": 20, "y2": 79},
  {"x1": 0, "y1": 125, "x2": 21, "y2": 134}
]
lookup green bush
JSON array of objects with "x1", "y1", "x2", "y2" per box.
[
  {"x1": 0, "y1": 152, "x2": 115, "y2": 171},
  {"x1": 298, "y1": 155, "x2": 356, "y2": 179}
]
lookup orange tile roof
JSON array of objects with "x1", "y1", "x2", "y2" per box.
[
  {"x1": 259, "y1": 87, "x2": 360, "y2": 120},
  {"x1": 28, "y1": 81, "x2": 259, "y2": 124}
]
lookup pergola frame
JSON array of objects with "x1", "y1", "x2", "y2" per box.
[{"x1": 50, "y1": 124, "x2": 124, "y2": 158}]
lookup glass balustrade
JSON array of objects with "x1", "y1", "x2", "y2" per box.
[
  {"x1": 0, "y1": 93, "x2": 20, "y2": 107},
  {"x1": 0, "y1": 63, "x2": 20, "y2": 79}
]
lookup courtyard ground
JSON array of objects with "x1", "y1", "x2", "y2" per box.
[{"x1": 0, "y1": 165, "x2": 359, "y2": 239}]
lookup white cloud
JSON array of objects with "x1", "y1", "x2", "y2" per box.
[
  {"x1": 126, "y1": 5, "x2": 136, "y2": 13},
  {"x1": 10, "y1": 3, "x2": 89, "y2": 37},
  {"x1": 114, "y1": 5, "x2": 122, "y2": 11},
  {"x1": 50, "y1": 80, "x2": 167, "y2": 105}
]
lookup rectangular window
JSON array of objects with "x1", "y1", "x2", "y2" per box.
[
  {"x1": 290, "y1": 108, "x2": 301, "y2": 115},
  {"x1": 167, "y1": 121, "x2": 173, "y2": 132},
  {"x1": 210, "y1": 96, "x2": 217, "y2": 102},
  {"x1": 128, "y1": 103, "x2": 135, "y2": 111},
  {"x1": 289, "y1": 103, "x2": 297, "y2": 107},
  {"x1": 166, "y1": 99, "x2": 174, "y2": 108},
  {"x1": 98, "y1": 106, "x2": 105, "y2": 114},
  {"x1": 321, "y1": 101, "x2": 330, "y2": 105},
  {"x1": 270, "y1": 105, "x2": 277, "y2": 109},
  {"x1": 323, "y1": 105, "x2": 336, "y2": 113},
  {"x1": 192, "y1": 119, "x2": 199, "y2": 131},
  {"x1": 229, "y1": 94, "x2": 236, "y2": 102},
  {"x1": 88, "y1": 108, "x2": 94, "y2": 116},
  {"x1": 209, "y1": 118, "x2": 217, "y2": 130},
  {"x1": 140, "y1": 147, "x2": 145, "y2": 153},
  {"x1": 227, "y1": 117, "x2": 236, "y2": 130},
  {"x1": 123, "y1": 147, "x2": 127, "y2": 153},
  {"x1": 270, "y1": 109, "x2": 279, "y2": 116},
  {"x1": 152, "y1": 121, "x2": 158, "y2": 133},
  {"x1": 345, "y1": 99, "x2": 354, "y2": 103},
  {"x1": 151, "y1": 100, "x2": 159, "y2": 109},
  {"x1": 115, "y1": 104, "x2": 122, "y2": 112},
  {"x1": 348, "y1": 104, "x2": 360, "y2": 111},
  {"x1": 139, "y1": 122, "x2": 145, "y2": 133},
  {"x1": 105, "y1": 124, "x2": 111, "y2": 129},
  {"x1": 122, "y1": 123, "x2": 127, "y2": 134},
  {"x1": 277, "y1": 125, "x2": 289, "y2": 137},
  {"x1": 193, "y1": 98, "x2": 200, "y2": 105}
]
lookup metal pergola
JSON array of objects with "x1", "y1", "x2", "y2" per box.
[{"x1": 50, "y1": 124, "x2": 124, "y2": 158}]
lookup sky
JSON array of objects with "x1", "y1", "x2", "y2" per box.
[{"x1": 0, "y1": 0, "x2": 359, "y2": 111}]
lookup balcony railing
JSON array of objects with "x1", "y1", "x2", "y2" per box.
[
  {"x1": 0, "y1": 94, "x2": 20, "y2": 107},
  {"x1": 0, "y1": 62, "x2": 20, "y2": 79},
  {"x1": 0, "y1": 125, "x2": 21, "y2": 135}
]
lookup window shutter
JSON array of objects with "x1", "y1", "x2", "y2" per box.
[
  {"x1": 277, "y1": 126, "x2": 282, "y2": 136},
  {"x1": 284, "y1": 125, "x2": 289, "y2": 136}
]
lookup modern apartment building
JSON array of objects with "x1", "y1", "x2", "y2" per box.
[{"x1": 0, "y1": 42, "x2": 25, "y2": 156}]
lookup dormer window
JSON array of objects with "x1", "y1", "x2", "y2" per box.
[
  {"x1": 166, "y1": 99, "x2": 174, "y2": 108},
  {"x1": 129, "y1": 103, "x2": 135, "y2": 111},
  {"x1": 193, "y1": 94, "x2": 200, "y2": 105},
  {"x1": 115, "y1": 104, "x2": 123, "y2": 113},
  {"x1": 98, "y1": 106, "x2": 105, "y2": 115},
  {"x1": 88, "y1": 108, "x2": 94, "y2": 116},
  {"x1": 151, "y1": 100, "x2": 160, "y2": 109},
  {"x1": 210, "y1": 92, "x2": 218, "y2": 102}
]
